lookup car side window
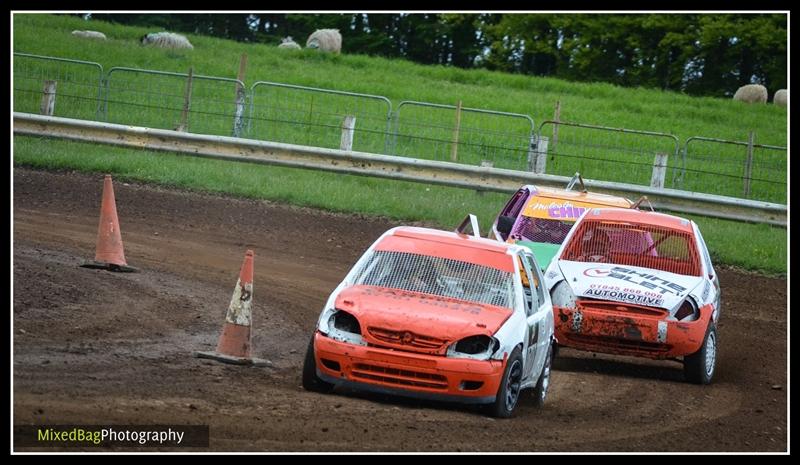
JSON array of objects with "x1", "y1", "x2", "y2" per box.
[
  {"x1": 522, "y1": 253, "x2": 546, "y2": 309},
  {"x1": 518, "y1": 253, "x2": 542, "y2": 316},
  {"x1": 695, "y1": 226, "x2": 715, "y2": 277}
]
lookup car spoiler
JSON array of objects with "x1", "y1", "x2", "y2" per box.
[
  {"x1": 455, "y1": 214, "x2": 481, "y2": 239},
  {"x1": 565, "y1": 172, "x2": 587, "y2": 193},
  {"x1": 632, "y1": 196, "x2": 655, "y2": 211}
]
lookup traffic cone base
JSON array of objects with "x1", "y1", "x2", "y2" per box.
[
  {"x1": 194, "y1": 350, "x2": 272, "y2": 367},
  {"x1": 80, "y1": 260, "x2": 138, "y2": 272}
]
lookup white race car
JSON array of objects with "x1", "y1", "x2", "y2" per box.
[
  {"x1": 543, "y1": 208, "x2": 721, "y2": 384},
  {"x1": 303, "y1": 217, "x2": 556, "y2": 417}
]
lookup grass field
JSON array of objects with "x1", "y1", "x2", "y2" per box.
[{"x1": 12, "y1": 14, "x2": 788, "y2": 274}]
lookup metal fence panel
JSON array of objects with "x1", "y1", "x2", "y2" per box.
[
  {"x1": 248, "y1": 82, "x2": 392, "y2": 153},
  {"x1": 391, "y1": 101, "x2": 535, "y2": 171},
  {"x1": 13, "y1": 53, "x2": 104, "y2": 120},
  {"x1": 537, "y1": 121, "x2": 681, "y2": 188},
  {"x1": 105, "y1": 67, "x2": 245, "y2": 137},
  {"x1": 682, "y1": 137, "x2": 787, "y2": 203}
]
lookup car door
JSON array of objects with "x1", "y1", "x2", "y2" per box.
[{"x1": 519, "y1": 249, "x2": 552, "y2": 383}]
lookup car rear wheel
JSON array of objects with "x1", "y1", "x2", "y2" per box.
[
  {"x1": 684, "y1": 324, "x2": 717, "y2": 385},
  {"x1": 489, "y1": 346, "x2": 523, "y2": 418},
  {"x1": 532, "y1": 341, "x2": 553, "y2": 408},
  {"x1": 302, "y1": 334, "x2": 334, "y2": 393}
]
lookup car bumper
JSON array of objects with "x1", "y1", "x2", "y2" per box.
[
  {"x1": 313, "y1": 332, "x2": 505, "y2": 404},
  {"x1": 553, "y1": 304, "x2": 713, "y2": 359}
]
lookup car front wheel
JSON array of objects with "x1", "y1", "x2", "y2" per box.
[
  {"x1": 489, "y1": 346, "x2": 524, "y2": 418},
  {"x1": 532, "y1": 341, "x2": 553, "y2": 407},
  {"x1": 684, "y1": 324, "x2": 717, "y2": 385},
  {"x1": 302, "y1": 333, "x2": 335, "y2": 393}
]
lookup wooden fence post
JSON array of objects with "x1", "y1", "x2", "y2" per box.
[
  {"x1": 40, "y1": 80, "x2": 56, "y2": 116},
  {"x1": 450, "y1": 100, "x2": 463, "y2": 162},
  {"x1": 552, "y1": 99, "x2": 561, "y2": 152},
  {"x1": 340, "y1": 115, "x2": 356, "y2": 151},
  {"x1": 650, "y1": 152, "x2": 669, "y2": 188},
  {"x1": 744, "y1": 131, "x2": 755, "y2": 197},
  {"x1": 232, "y1": 53, "x2": 247, "y2": 137},
  {"x1": 533, "y1": 136, "x2": 549, "y2": 174},
  {"x1": 176, "y1": 67, "x2": 193, "y2": 132}
]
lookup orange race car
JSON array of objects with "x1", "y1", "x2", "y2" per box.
[
  {"x1": 543, "y1": 208, "x2": 721, "y2": 384},
  {"x1": 303, "y1": 217, "x2": 555, "y2": 417}
]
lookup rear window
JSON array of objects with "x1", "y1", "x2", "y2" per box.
[
  {"x1": 561, "y1": 220, "x2": 701, "y2": 276},
  {"x1": 351, "y1": 250, "x2": 516, "y2": 308},
  {"x1": 511, "y1": 217, "x2": 573, "y2": 245}
]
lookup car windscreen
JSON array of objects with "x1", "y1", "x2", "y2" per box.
[
  {"x1": 561, "y1": 220, "x2": 702, "y2": 276},
  {"x1": 351, "y1": 250, "x2": 516, "y2": 309}
]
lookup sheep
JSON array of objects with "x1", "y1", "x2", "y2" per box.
[
  {"x1": 140, "y1": 32, "x2": 194, "y2": 50},
  {"x1": 733, "y1": 84, "x2": 767, "y2": 103},
  {"x1": 773, "y1": 89, "x2": 787, "y2": 107},
  {"x1": 278, "y1": 36, "x2": 301, "y2": 50},
  {"x1": 306, "y1": 29, "x2": 341, "y2": 54},
  {"x1": 71, "y1": 30, "x2": 107, "y2": 40}
]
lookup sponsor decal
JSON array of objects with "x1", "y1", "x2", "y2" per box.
[
  {"x1": 582, "y1": 288, "x2": 665, "y2": 306},
  {"x1": 702, "y1": 280, "x2": 710, "y2": 301},
  {"x1": 581, "y1": 266, "x2": 688, "y2": 296},
  {"x1": 523, "y1": 199, "x2": 600, "y2": 220},
  {"x1": 583, "y1": 267, "x2": 611, "y2": 277}
]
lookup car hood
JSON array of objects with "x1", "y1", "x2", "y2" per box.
[
  {"x1": 334, "y1": 285, "x2": 512, "y2": 340},
  {"x1": 556, "y1": 261, "x2": 702, "y2": 310}
]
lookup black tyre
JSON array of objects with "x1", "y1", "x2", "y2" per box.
[
  {"x1": 489, "y1": 346, "x2": 524, "y2": 418},
  {"x1": 302, "y1": 334, "x2": 334, "y2": 393},
  {"x1": 684, "y1": 324, "x2": 717, "y2": 385},
  {"x1": 532, "y1": 341, "x2": 553, "y2": 408}
]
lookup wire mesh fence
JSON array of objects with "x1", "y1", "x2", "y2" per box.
[
  {"x1": 12, "y1": 52, "x2": 787, "y2": 206},
  {"x1": 13, "y1": 53, "x2": 104, "y2": 121},
  {"x1": 390, "y1": 101, "x2": 535, "y2": 171},
  {"x1": 681, "y1": 137, "x2": 787, "y2": 203},
  {"x1": 537, "y1": 121, "x2": 682, "y2": 189},
  {"x1": 248, "y1": 82, "x2": 392, "y2": 153},
  {"x1": 105, "y1": 67, "x2": 245, "y2": 137}
]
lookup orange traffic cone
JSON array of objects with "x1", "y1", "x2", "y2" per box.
[
  {"x1": 81, "y1": 175, "x2": 137, "y2": 272},
  {"x1": 195, "y1": 250, "x2": 270, "y2": 366}
]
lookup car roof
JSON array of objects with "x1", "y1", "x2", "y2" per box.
[
  {"x1": 373, "y1": 227, "x2": 519, "y2": 272},
  {"x1": 523, "y1": 185, "x2": 633, "y2": 207},
  {"x1": 580, "y1": 208, "x2": 695, "y2": 233},
  {"x1": 387, "y1": 226, "x2": 515, "y2": 253}
]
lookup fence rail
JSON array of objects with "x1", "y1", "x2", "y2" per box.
[{"x1": 13, "y1": 113, "x2": 787, "y2": 227}]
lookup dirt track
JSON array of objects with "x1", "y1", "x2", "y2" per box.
[{"x1": 13, "y1": 168, "x2": 788, "y2": 452}]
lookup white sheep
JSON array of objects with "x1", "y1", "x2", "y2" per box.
[
  {"x1": 72, "y1": 30, "x2": 107, "y2": 40},
  {"x1": 278, "y1": 37, "x2": 302, "y2": 50},
  {"x1": 773, "y1": 89, "x2": 787, "y2": 107},
  {"x1": 141, "y1": 32, "x2": 194, "y2": 50},
  {"x1": 733, "y1": 84, "x2": 767, "y2": 103},
  {"x1": 306, "y1": 29, "x2": 341, "y2": 54}
]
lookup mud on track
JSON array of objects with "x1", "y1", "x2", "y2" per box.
[{"x1": 13, "y1": 168, "x2": 787, "y2": 452}]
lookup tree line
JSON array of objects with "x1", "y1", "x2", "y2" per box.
[{"x1": 86, "y1": 13, "x2": 787, "y2": 98}]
